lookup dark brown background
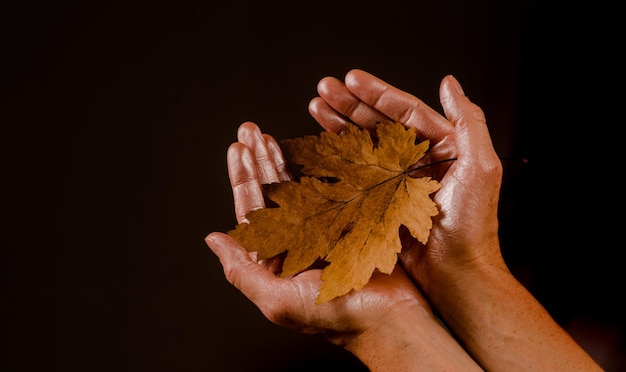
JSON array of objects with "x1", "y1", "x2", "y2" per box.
[{"x1": 4, "y1": 0, "x2": 624, "y2": 371}]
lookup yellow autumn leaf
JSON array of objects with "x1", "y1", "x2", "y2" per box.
[{"x1": 227, "y1": 121, "x2": 441, "y2": 304}]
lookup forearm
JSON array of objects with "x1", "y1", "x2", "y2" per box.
[
  {"x1": 428, "y1": 262, "x2": 602, "y2": 371},
  {"x1": 344, "y1": 305, "x2": 483, "y2": 371}
]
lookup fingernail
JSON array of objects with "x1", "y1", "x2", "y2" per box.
[
  {"x1": 449, "y1": 75, "x2": 465, "y2": 96},
  {"x1": 205, "y1": 232, "x2": 218, "y2": 244}
]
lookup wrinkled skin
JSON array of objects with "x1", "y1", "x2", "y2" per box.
[
  {"x1": 309, "y1": 69, "x2": 504, "y2": 300},
  {"x1": 206, "y1": 69, "x2": 601, "y2": 371},
  {"x1": 206, "y1": 123, "x2": 483, "y2": 370},
  {"x1": 309, "y1": 69, "x2": 602, "y2": 371}
]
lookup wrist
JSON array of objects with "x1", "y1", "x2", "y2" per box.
[
  {"x1": 424, "y1": 258, "x2": 602, "y2": 371},
  {"x1": 344, "y1": 302, "x2": 482, "y2": 371}
]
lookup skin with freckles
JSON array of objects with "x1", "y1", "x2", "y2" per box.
[
  {"x1": 206, "y1": 121, "x2": 483, "y2": 371},
  {"x1": 308, "y1": 69, "x2": 602, "y2": 371},
  {"x1": 206, "y1": 69, "x2": 602, "y2": 371}
]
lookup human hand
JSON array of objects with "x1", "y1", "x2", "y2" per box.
[
  {"x1": 309, "y1": 69, "x2": 504, "y2": 293},
  {"x1": 308, "y1": 69, "x2": 602, "y2": 371},
  {"x1": 205, "y1": 121, "x2": 483, "y2": 371}
]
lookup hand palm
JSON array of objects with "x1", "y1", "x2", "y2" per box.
[
  {"x1": 308, "y1": 70, "x2": 502, "y2": 288},
  {"x1": 214, "y1": 121, "x2": 435, "y2": 343}
]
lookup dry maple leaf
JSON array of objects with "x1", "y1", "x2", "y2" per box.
[{"x1": 227, "y1": 121, "x2": 442, "y2": 304}]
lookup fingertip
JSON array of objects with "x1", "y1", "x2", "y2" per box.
[
  {"x1": 316, "y1": 76, "x2": 331, "y2": 88},
  {"x1": 226, "y1": 141, "x2": 252, "y2": 170},
  {"x1": 307, "y1": 97, "x2": 324, "y2": 125},
  {"x1": 344, "y1": 69, "x2": 359, "y2": 87},
  {"x1": 205, "y1": 232, "x2": 249, "y2": 261},
  {"x1": 237, "y1": 121, "x2": 260, "y2": 136},
  {"x1": 205, "y1": 232, "x2": 226, "y2": 258},
  {"x1": 344, "y1": 69, "x2": 385, "y2": 99},
  {"x1": 316, "y1": 76, "x2": 338, "y2": 96},
  {"x1": 308, "y1": 96, "x2": 322, "y2": 115},
  {"x1": 308, "y1": 97, "x2": 347, "y2": 134},
  {"x1": 345, "y1": 68, "x2": 373, "y2": 86},
  {"x1": 227, "y1": 141, "x2": 245, "y2": 154},
  {"x1": 441, "y1": 75, "x2": 465, "y2": 97},
  {"x1": 345, "y1": 68, "x2": 365, "y2": 80},
  {"x1": 205, "y1": 230, "x2": 222, "y2": 240},
  {"x1": 237, "y1": 121, "x2": 263, "y2": 145},
  {"x1": 439, "y1": 75, "x2": 465, "y2": 117},
  {"x1": 205, "y1": 231, "x2": 227, "y2": 248}
]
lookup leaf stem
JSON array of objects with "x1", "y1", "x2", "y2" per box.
[{"x1": 409, "y1": 157, "x2": 458, "y2": 172}]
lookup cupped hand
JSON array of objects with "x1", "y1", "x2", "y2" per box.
[
  {"x1": 308, "y1": 70, "x2": 603, "y2": 371},
  {"x1": 206, "y1": 122, "x2": 440, "y2": 346},
  {"x1": 205, "y1": 121, "x2": 485, "y2": 370},
  {"x1": 308, "y1": 69, "x2": 505, "y2": 292}
]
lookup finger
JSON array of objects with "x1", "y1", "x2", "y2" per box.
[
  {"x1": 205, "y1": 232, "x2": 287, "y2": 305},
  {"x1": 344, "y1": 69, "x2": 454, "y2": 143},
  {"x1": 308, "y1": 97, "x2": 350, "y2": 134},
  {"x1": 439, "y1": 75, "x2": 499, "y2": 164},
  {"x1": 260, "y1": 134, "x2": 292, "y2": 277},
  {"x1": 263, "y1": 133, "x2": 293, "y2": 182},
  {"x1": 316, "y1": 76, "x2": 390, "y2": 133},
  {"x1": 227, "y1": 141, "x2": 287, "y2": 272},
  {"x1": 206, "y1": 232, "x2": 321, "y2": 325},
  {"x1": 227, "y1": 142, "x2": 265, "y2": 224},
  {"x1": 237, "y1": 121, "x2": 281, "y2": 184}
]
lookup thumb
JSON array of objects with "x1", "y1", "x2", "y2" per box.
[
  {"x1": 439, "y1": 75, "x2": 473, "y2": 124},
  {"x1": 205, "y1": 232, "x2": 279, "y2": 303},
  {"x1": 439, "y1": 75, "x2": 498, "y2": 162}
]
